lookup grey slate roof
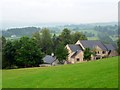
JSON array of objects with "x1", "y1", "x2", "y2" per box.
[
  {"x1": 43, "y1": 55, "x2": 56, "y2": 64},
  {"x1": 68, "y1": 44, "x2": 82, "y2": 52},
  {"x1": 105, "y1": 44, "x2": 116, "y2": 51},
  {"x1": 80, "y1": 40, "x2": 108, "y2": 51}
]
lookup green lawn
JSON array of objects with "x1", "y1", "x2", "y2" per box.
[
  {"x1": 0, "y1": 52, "x2": 2, "y2": 89},
  {"x1": 0, "y1": 70, "x2": 2, "y2": 89},
  {"x1": 2, "y1": 56, "x2": 118, "y2": 88}
]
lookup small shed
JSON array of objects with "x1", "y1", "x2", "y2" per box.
[{"x1": 43, "y1": 55, "x2": 59, "y2": 66}]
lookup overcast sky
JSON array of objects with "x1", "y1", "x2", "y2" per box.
[{"x1": 0, "y1": 0, "x2": 119, "y2": 29}]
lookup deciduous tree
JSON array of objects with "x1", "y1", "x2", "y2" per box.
[
  {"x1": 71, "y1": 32, "x2": 87, "y2": 43},
  {"x1": 55, "y1": 43, "x2": 68, "y2": 64},
  {"x1": 84, "y1": 48, "x2": 92, "y2": 60},
  {"x1": 15, "y1": 37, "x2": 43, "y2": 67},
  {"x1": 59, "y1": 28, "x2": 72, "y2": 45},
  {"x1": 117, "y1": 38, "x2": 120, "y2": 55}
]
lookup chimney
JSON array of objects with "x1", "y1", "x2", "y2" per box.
[{"x1": 51, "y1": 53, "x2": 54, "y2": 57}]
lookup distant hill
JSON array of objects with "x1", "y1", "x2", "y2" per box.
[
  {"x1": 1, "y1": 22, "x2": 118, "y2": 39},
  {"x1": 89, "y1": 22, "x2": 118, "y2": 26},
  {"x1": 55, "y1": 22, "x2": 117, "y2": 32},
  {"x1": 2, "y1": 27, "x2": 41, "y2": 37}
]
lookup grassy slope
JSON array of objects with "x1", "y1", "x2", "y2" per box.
[
  {"x1": 2, "y1": 57, "x2": 118, "y2": 88},
  {"x1": 0, "y1": 52, "x2": 2, "y2": 89},
  {"x1": 0, "y1": 70, "x2": 1, "y2": 89}
]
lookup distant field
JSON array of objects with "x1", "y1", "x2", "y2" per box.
[
  {"x1": 87, "y1": 37, "x2": 99, "y2": 40},
  {"x1": 2, "y1": 56, "x2": 118, "y2": 88},
  {"x1": 79, "y1": 30, "x2": 98, "y2": 36},
  {"x1": 110, "y1": 36, "x2": 118, "y2": 41},
  {"x1": 5, "y1": 29, "x2": 117, "y2": 41},
  {"x1": 79, "y1": 30, "x2": 99, "y2": 40},
  {"x1": 79, "y1": 30, "x2": 118, "y2": 41}
]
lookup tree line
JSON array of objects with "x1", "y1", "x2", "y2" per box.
[
  {"x1": 1, "y1": 28, "x2": 87, "y2": 69},
  {"x1": 2, "y1": 27, "x2": 40, "y2": 37},
  {"x1": 94, "y1": 25, "x2": 118, "y2": 36}
]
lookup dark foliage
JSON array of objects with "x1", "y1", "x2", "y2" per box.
[{"x1": 2, "y1": 27, "x2": 40, "y2": 37}]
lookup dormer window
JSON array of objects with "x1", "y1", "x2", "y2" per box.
[
  {"x1": 102, "y1": 51, "x2": 105, "y2": 54},
  {"x1": 98, "y1": 51, "x2": 99, "y2": 54},
  {"x1": 76, "y1": 58, "x2": 80, "y2": 61}
]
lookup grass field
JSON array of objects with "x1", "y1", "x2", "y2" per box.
[
  {"x1": 79, "y1": 30, "x2": 99, "y2": 40},
  {"x1": 0, "y1": 70, "x2": 2, "y2": 89},
  {"x1": 2, "y1": 56, "x2": 118, "y2": 88},
  {"x1": 88, "y1": 37, "x2": 99, "y2": 40},
  {"x1": 0, "y1": 52, "x2": 2, "y2": 89},
  {"x1": 79, "y1": 30, "x2": 98, "y2": 36}
]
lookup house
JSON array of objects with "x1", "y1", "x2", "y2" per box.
[
  {"x1": 70, "y1": 50, "x2": 84, "y2": 63},
  {"x1": 105, "y1": 44, "x2": 118, "y2": 57},
  {"x1": 76, "y1": 40, "x2": 108, "y2": 59},
  {"x1": 66, "y1": 44, "x2": 84, "y2": 63},
  {"x1": 66, "y1": 40, "x2": 118, "y2": 63},
  {"x1": 42, "y1": 55, "x2": 59, "y2": 66}
]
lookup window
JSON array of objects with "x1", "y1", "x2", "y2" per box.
[
  {"x1": 77, "y1": 58, "x2": 80, "y2": 61},
  {"x1": 98, "y1": 51, "x2": 99, "y2": 54},
  {"x1": 102, "y1": 51, "x2": 106, "y2": 54}
]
